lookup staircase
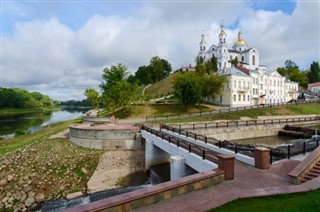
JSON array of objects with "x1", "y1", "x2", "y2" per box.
[{"x1": 300, "y1": 161, "x2": 320, "y2": 183}]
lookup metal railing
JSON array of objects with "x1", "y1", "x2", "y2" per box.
[
  {"x1": 141, "y1": 125, "x2": 220, "y2": 163},
  {"x1": 145, "y1": 99, "x2": 320, "y2": 122},
  {"x1": 161, "y1": 124, "x2": 320, "y2": 164},
  {"x1": 165, "y1": 116, "x2": 320, "y2": 131}
]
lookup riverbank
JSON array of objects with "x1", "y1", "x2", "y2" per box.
[
  {"x1": 0, "y1": 118, "x2": 104, "y2": 211},
  {"x1": 0, "y1": 107, "x2": 60, "y2": 117}
]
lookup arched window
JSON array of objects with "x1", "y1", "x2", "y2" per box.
[
  {"x1": 252, "y1": 55, "x2": 256, "y2": 65},
  {"x1": 223, "y1": 38, "x2": 226, "y2": 43},
  {"x1": 241, "y1": 56, "x2": 244, "y2": 61}
]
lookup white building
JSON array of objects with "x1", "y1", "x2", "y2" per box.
[
  {"x1": 308, "y1": 82, "x2": 320, "y2": 93},
  {"x1": 198, "y1": 24, "x2": 298, "y2": 106}
]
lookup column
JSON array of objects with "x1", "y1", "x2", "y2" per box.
[{"x1": 170, "y1": 155, "x2": 187, "y2": 181}]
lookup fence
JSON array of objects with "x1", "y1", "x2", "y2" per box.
[
  {"x1": 141, "y1": 125, "x2": 220, "y2": 164},
  {"x1": 145, "y1": 99, "x2": 320, "y2": 122},
  {"x1": 160, "y1": 124, "x2": 320, "y2": 164},
  {"x1": 166, "y1": 116, "x2": 320, "y2": 131}
]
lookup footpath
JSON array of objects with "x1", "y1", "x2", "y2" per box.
[{"x1": 136, "y1": 159, "x2": 319, "y2": 211}]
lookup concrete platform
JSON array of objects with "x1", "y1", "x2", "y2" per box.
[{"x1": 136, "y1": 160, "x2": 317, "y2": 212}]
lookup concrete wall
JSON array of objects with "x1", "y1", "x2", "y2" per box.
[
  {"x1": 65, "y1": 169, "x2": 225, "y2": 212},
  {"x1": 195, "y1": 124, "x2": 284, "y2": 141},
  {"x1": 69, "y1": 127, "x2": 143, "y2": 150},
  {"x1": 82, "y1": 116, "x2": 112, "y2": 123}
]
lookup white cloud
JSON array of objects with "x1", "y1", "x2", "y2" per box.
[{"x1": 2, "y1": 1, "x2": 319, "y2": 100}]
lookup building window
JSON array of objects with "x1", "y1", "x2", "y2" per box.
[
  {"x1": 230, "y1": 56, "x2": 233, "y2": 61},
  {"x1": 223, "y1": 38, "x2": 226, "y2": 43},
  {"x1": 239, "y1": 48, "x2": 242, "y2": 52},
  {"x1": 239, "y1": 95, "x2": 241, "y2": 101},
  {"x1": 224, "y1": 49, "x2": 226, "y2": 53},
  {"x1": 234, "y1": 95, "x2": 236, "y2": 101},
  {"x1": 224, "y1": 62, "x2": 226, "y2": 67},
  {"x1": 247, "y1": 95, "x2": 250, "y2": 101},
  {"x1": 252, "y1": 55, "x2": 255, "y2": 65},
  {"x1": 243, "y1": 95, "x2": 245, "y2": 101},
  {"x1": 226, "y1": 82, "x2": 229, "y2": 88},
  {"x1": 241, "y1": 56, "x2": 244, "y2": 62},
  {"x1": 238, "y1": 81, "x2": 241, "y2": 88}
]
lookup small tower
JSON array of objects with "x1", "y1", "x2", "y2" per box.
[
  {"x1": 199, "y1": 30, "x2": 206, "y2": 51},
  {"x1": 218, "y1": 22, "x2": 227, "y2": 44},
  {"x1": 199, "y1": 30, "x2": 207, "y2": 58}
]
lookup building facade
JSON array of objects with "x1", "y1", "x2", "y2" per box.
[
  {"x1": 308, "y1": 82, "x2": 320, "y2": 93},
  {"x1": 199, "y1": 24, "x2": 298, "y2": 107}
]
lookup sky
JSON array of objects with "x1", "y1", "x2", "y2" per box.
[{"x1": 1, "y1": 0, "x2": 320, "y2": 101}]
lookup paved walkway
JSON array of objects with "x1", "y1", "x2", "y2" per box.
[{"x1": 136, "y1": 160, "x2": 303, "y2": 212}]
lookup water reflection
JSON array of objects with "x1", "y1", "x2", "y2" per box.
[{"x1": 0, "y1": 108, "x2": 88, "y2": 138}]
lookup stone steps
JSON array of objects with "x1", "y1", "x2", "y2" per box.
[{"x1": 301, "y1": 161, "x2": 320, "y2": 183}]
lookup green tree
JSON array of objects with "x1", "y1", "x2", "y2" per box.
[
  {"x1": 135, "y1": 65, "x2": 153, "y2": 85},
  {"x1": 277, "y1": 60, "x2": 308, "y2": 88},
  {"x1": 307, "y1": 61, "x2": 320, "y2": 83},
  {"x1": 84, "y1": 88, "x2": 100, "y2": 108},
  {"x1": 149, "y1": 56, "x2": 172, "y2": 82},
  {"x1": 201, "y1": 73, "x2": 227, "y2": 102},
  {"x1": 173, "y1": 72, "x2": 203, "y2": 107},
  {"x1": 100, "y1": 63, "x2": 128, "y2": 92},
  {"x1": 100, "y1": 64, "x2": 139, "y2": 113},
  {"x1": 231, "y1": 57, "x2": 239, "y2": 67}
]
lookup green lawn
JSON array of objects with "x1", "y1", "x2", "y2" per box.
[
  {"x1": 210, "y1": 189, "x2": 320, "y2": 212},
  {"x1": 156, "y1": 103, "x2": 320, "y2": 123},
  {"x1": 0, "y1": 118, "x2": 82, "y2": 156}
]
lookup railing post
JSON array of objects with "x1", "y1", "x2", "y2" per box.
[
  {"x1": 168, "y1": 137, "x2": 171, "y2": 143},
  {"x1": 202, "y1": 150, "x2": 205, "y2": 160},
  {"x1": 161, "y1": 134, "x2": 164, "y2": 140},
  {"x1": 205, "y1": 136, "x2": 207, "y2": 144},
  {"x1": 177, "y1": 140, "x2": 180, "y2": 147},
  {"x1": 269, "y1": 150, "x2": 273, "y2": 165},
  {"x1": 235, "y1": 145, "x2": 238, "y2": 154},
  {"x1": 188, "y1": 144, "x2": 191, "y2": 153},
  {"x1": 146, "y1": 116, "x2": 148, "y2": 122},
  {"x1": 193, "y1": 123, "x2": 195, "y2": 130},
  {"x1": 303, "y1": 141, "x2": 306, "y2": 155},
  {"x1": 219, "y1": 140, "x2": 221, "y2": 148},
  {"x1": 179, "y1": 128, "x2": 181, "y2": 135},
  {"x1": 255, "y1": 120, "x2": 257, "y2": 125},
  {"x1": 205, "y1": 123, "x2": 207, "y2": 129},
  {"x1": 263, "y1": 120, "x2": 265, "y2": 125},
  {"x1": 216, "y1": 123, "x2": 218, "y2": 128},
  {"x1": 236, "y1": 121, "x2": 238, "y2": 127},
  {"x1": 194, "y1": 134, "x2": 197, "y2": 140},
  {"x1": 246, "y1": 121, "x2": 248, "y2": 126},
  {"x1": 288, "y1": 145, "x2": 291, "y2": 159},
  {"x1": 186, "y1": 131, "x2": 188, "y2": 137},
  {"x1": 227, "y1": 122, "x2": 229, "y2": 127}
]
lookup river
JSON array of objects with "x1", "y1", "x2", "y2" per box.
[{"x1": 0, "y1": 108, "x2": 88, "y2": 139}]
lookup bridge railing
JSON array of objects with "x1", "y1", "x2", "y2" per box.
[
  {"x1": 145, "y1": 99, "x2": 320, "y2": 122},
  {"x1": 141, "y1": 125, "x2": 219, "y2": 163},
  {"x1": 165, "y1": 116, "x2": 320, "y2": 131}
]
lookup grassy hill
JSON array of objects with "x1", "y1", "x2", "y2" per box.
[{"x1": 144, "y1": 72, "x2": 181, "y2": 98}]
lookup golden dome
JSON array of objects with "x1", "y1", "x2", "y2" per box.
[
  {"x1": 233, "y1": 31, "x2": 246, "y2": 46},
  {"x1": 234, "y1": 39, "x2": 246, "y2": 46}
]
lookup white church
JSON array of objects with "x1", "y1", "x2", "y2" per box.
[{"x1": 198, "y1": 23, "x2": 298, "y2": 107}]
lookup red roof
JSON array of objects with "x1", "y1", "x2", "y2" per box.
[
  {"x1": 310, "y1": 82, "x2": 320, "y2": 87},
  {"x1": 235, "y1": 66, "x2": 250, "y2": 75}
]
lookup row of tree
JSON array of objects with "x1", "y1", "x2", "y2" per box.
[
  {"x1": 276, "y1": 60, "x2": 320, "y2": 88},
  {"x1": 127, "y1": 56, "x2": 172, "y2": 85},
  {"x1": 0, "y1": 88, "x2": 53, "y2": 108}
]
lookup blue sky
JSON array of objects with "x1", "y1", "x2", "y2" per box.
[{"x1": 1, "y1": 0, "x2": 319, "y2": 100}]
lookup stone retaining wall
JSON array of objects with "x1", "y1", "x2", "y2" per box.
[
  {"x1": 69, "y1": 126, "x2": 143, "y2": 150},
  {"x1": 65, "y1": 169, "x2": 225, "y2": 212}
]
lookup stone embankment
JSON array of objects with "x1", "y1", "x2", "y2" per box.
[{"x1": 0, "y1": 138, "x2": 102, "y2": 211}]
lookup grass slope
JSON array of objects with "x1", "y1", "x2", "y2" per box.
[
  {"x1": 158, "y1": 103, "x2": 320, "y2": 123},
  {"x1": 144, "y1": 73, "x2": 181, "y2": 98}
]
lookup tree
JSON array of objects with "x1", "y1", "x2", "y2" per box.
[
  {"x1": 135, "y1": 65, "x2": 153, "y2": 85},
  {"x1": 307, "y1": 61, "x2": 320, "y2": 83},
  {"x1": 100, "y1": 63, "x2": 128, "y2": 92},
  {"x1": 100, "y1": 64, "x2": 139, "y2": 113},
  {"x1": 149, "y1": 56, "x2": 172, "y2": 82},
  {"x1": 201, "y1": 73, "x2": 227, "y2": 102},
  {"x1": 276, "y1": 60, "x2": 308, "y2": 88},
  {"x1": 173, "y1": 72, "x2": 203, "y2": 107},
  {"x1": 231, "y1": 57, "x2": 239, "y2": 67},
  {"x1": 84, "y1": 88, "x2": 100, "y2": 108}
]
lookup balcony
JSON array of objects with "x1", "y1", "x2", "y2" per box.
[{"x1": 237, "y1": 87, "x2": 250, "y2": 93}]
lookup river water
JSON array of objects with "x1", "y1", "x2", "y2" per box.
[{"x1": 0, "y1": 108, "x2": 88, "y2": 139}]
